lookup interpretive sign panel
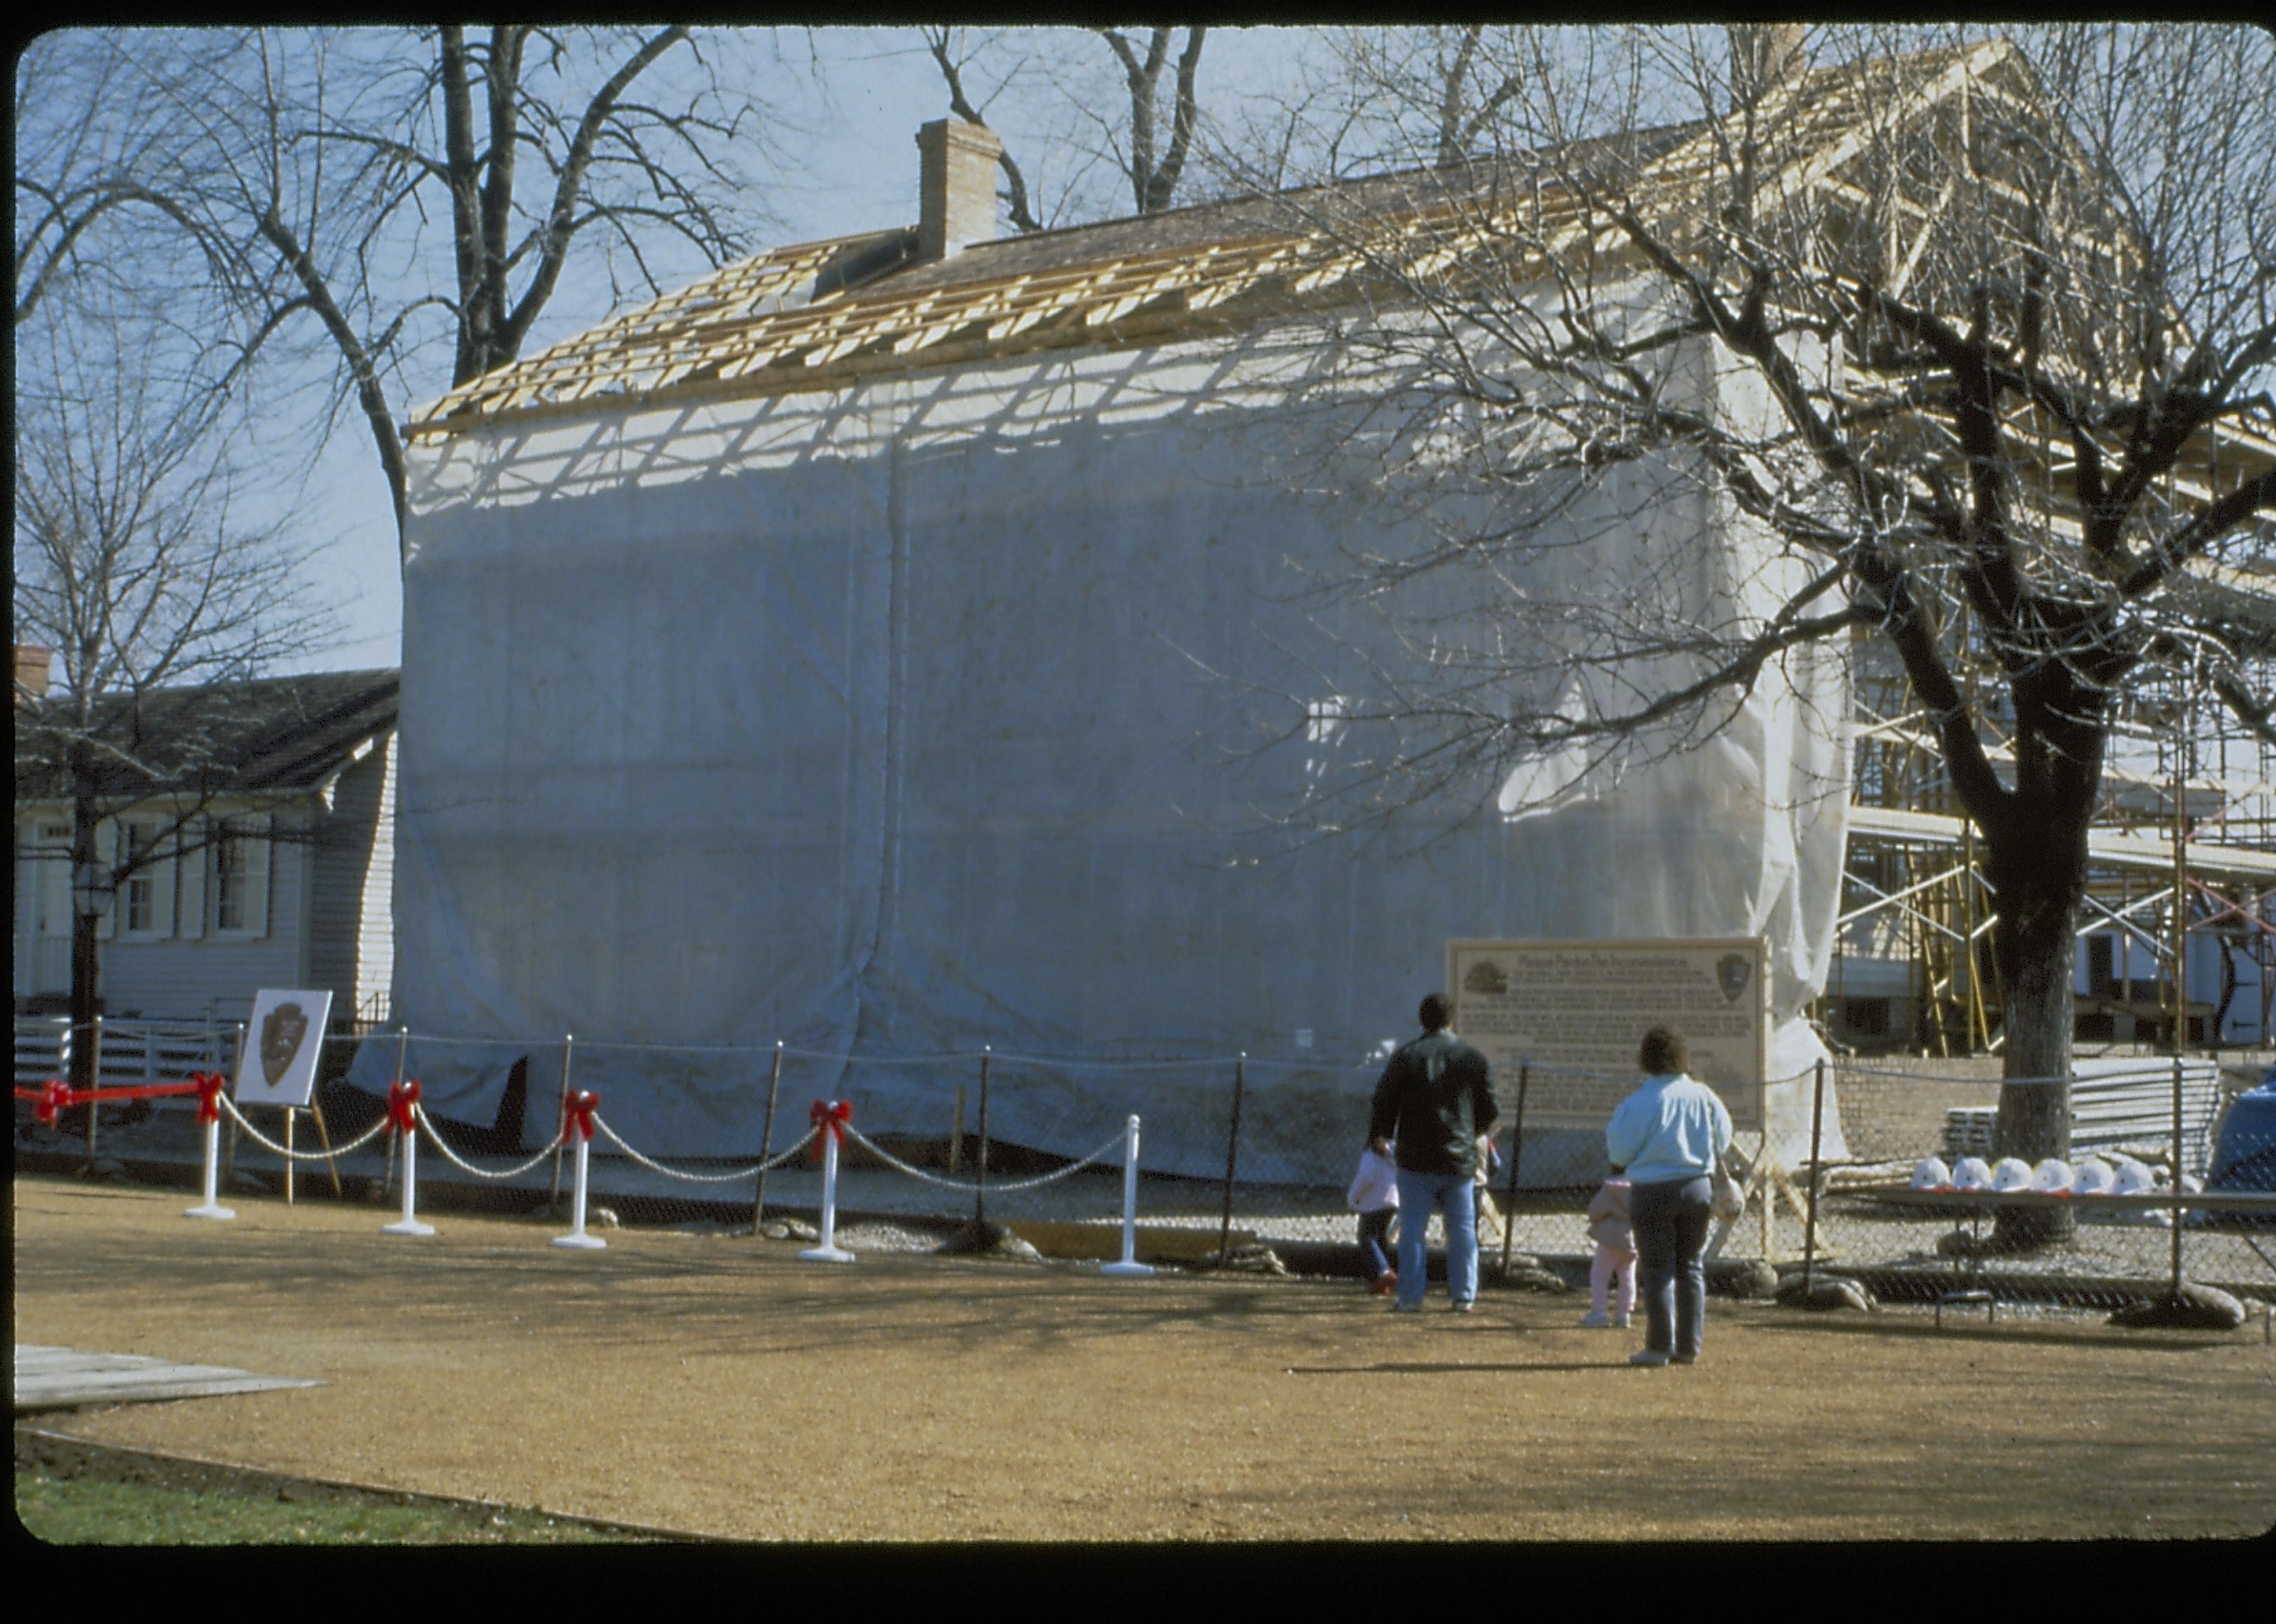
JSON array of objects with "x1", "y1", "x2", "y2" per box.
[
  {"x1": 1446, "y1": 939, "x2": 1767, "y2": 1131},
  {"x1": 231, "y1": 988, "x2": 335, "y2": 1109}
]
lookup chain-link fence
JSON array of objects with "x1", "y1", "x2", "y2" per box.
[
  {"x1": 15, "y1": 1017, "x2": 2274, "y2": 1314},
  {"x1": 1771, "y1": 1057, "x2": 2276, "y2": 1315}
]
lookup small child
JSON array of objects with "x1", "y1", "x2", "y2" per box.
[
  {"x1": 1580, "y1": 1163, "x2": 1636, "y2": 1328},
  {"x1": 1347, "y1": 1139, "x2": 1401, "y2": 1295},
  {"x1": 1474, "y1": 1134, "x2": 1505, "y2": 1246}
]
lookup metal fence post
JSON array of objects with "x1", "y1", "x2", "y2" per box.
[
  {"x1": 224, "y1": 1021, "x2": 247, "y2": 1185},
  {"x1": 548, "y1": 1034, "x2": 574, "y2": 1210},
  {"x1": 2169, "y1": 1054, "x2": 2186, "y2": 1300},
  {"x1": 379, "y1": 1027, "x2": 408, "y2": 1196},
  {"x1": 1801, "y1": 1058, "x2": 1826, "y2": 1297},
  {"x1": 1218, "y1": 1053, "x2": 1246, "y2": 1267},
  {"x1": 752, "y1": 1041, "x2": 784, "y2": 1232},
  {"x1": 1500, "y1": 1060, "x2": 1529, "y2": 1277},
  {"x1": 86, "y1": 1013, "x2": 104, "y2": 1163},
  {"x1": 974, "y1": 1046, "x2": 992, "y2": 1225}
]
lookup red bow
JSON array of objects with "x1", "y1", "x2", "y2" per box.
[
  {"x1": 36, "y1": 1079, "x2": 72, "y2": 1126},
  {"x1": 561, "y1": 1090, "x2": 598, "y2": 1142},
  {"x1": 386, "y1": 1078, "x2": 422, "y2": 1135},
  {"x1": 194, "y1": 1071, "x2": 226, "y2": 1125},
  {"x1": 809, "y1": 1099, "x2": 851, "y2": 1163}
]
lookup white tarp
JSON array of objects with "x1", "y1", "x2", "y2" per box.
[{"x1": 356, "y1": 320, "x2": 1850, "y2": 1184}]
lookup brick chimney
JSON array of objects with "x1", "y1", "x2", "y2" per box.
[
  {"x1": 13, "y1": 644, "x2": 52, "y2": 705},
  {"x1": 915, "y1": 119, "x2": 1004, "y2": 262}
]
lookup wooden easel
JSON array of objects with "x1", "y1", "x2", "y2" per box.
[
  {"x1": 277, "y1": 1102, "x2": 344, "y2": 1204},
  {"x1": 221, "y1": 1102, "x2": 344, "y2": 1203},
  {"x1": 1706, "y1": 1131, "x2": 1824, "y2": 1263}
]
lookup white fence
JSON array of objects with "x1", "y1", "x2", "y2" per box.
[{"x1": 14, "y1": 1015, "x2": 236, "y2": 1091}]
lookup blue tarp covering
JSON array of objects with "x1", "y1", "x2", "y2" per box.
[{"x1": 2209, "y1": 1085, "x2": 2276, "y2": 1192}]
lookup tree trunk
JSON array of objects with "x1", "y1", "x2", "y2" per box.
[
  {"x1": 1986, "y1": 823, "x2": 2084, "y2": 1249},
  {"x1": 68, "y1": 757, "x2": 101, "y2": 1095},
  {"x1": 69, "y1": 914, "x2": 101, "y2": 1097}
]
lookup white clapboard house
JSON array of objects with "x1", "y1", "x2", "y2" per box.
[{"x1": 13, "y1": 650, "x2": 399, "y2": 1079}]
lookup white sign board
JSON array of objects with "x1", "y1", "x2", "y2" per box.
[
  {"x1": 1447, "y1": 939, "x2": 1767, "y2": 1132},
  {"x1": 232, "y1": 989, "x2": 335, "y2": 1109}
]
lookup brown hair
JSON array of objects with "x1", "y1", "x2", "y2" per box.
[{"x1": 1638, "y1": 1024, "x2": 1690, "y2": 1076}]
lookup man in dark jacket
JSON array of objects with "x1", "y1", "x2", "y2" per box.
[{"x1": 1368, "y1": 992, "x2": 1498, "y2": 1313}]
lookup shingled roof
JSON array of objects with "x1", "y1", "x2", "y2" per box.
[
  {"x1": 13, "y1": 670, "x2": 400, "y2": 804},
  {"x1": 404, "y1": 43, "x2": 2007, "y2": 440}
]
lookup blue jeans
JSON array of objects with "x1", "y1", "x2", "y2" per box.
[
  {"x1": 1631, "y1": 1175, "x2": 1712, "y2": 1358},
  {"x1": 1394, "y1": 1168, "x2": 1479, "y2": 1308}
]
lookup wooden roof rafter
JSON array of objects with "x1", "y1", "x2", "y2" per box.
[{"x1": 405, "y1": 40, "x2": 2200, "y2": 446}]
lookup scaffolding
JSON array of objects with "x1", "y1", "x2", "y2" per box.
[
  {"x1": 1829, "y1": 626, "x2": 2276, "y2": 1057},
  {"x1": 1834, "y1": 624, "x2": 2000, "y2": 1056}
]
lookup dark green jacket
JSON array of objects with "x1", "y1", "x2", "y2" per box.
[{"x1": 1368, "y1": 1028, "x2": 1497, "y2": 1178}]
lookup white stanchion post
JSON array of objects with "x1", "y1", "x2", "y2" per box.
[
  {"x1": 800, "y1": 1102, "x2": 855, "y2": 1263},
  {"x1": 382, "y1": 1107, "x2": 436, "y2": 1237},
  {"x1": 1101, "y1": 1113, "x2": 1153, "y2": 1277},
  {"x1": 553, "y1": 1097, "x2": 605, "y2": 1251},
  {"x1": 184, "y1": 1114, "x2": 235, "y2": 1221}
]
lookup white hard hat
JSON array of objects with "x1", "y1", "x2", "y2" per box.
[
  {"x1": 1951, "y1": 1156, "x2": 1993, "y2": 1191},
  {"x1": 2031, "y1": 1158, "x2": 2073, "y2": 1193},
  {"x1": 2070, "y1": 1158, "x2": 2115, "y2": 1194},
  {"x1": 2110, "y1": 1157, "x2": 2157, "y2": 1196},
  {"x1": 1911, "y1": 1156, "x2": 1952, "y2": 1191},
  {"x1": 1991, "y1": 1156, "x2": 2035, "y2": 1192}
]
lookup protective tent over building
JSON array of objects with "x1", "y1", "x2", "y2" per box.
[{"x1": 356, "y1": 116, "x2": 1860, "y2": 1184}]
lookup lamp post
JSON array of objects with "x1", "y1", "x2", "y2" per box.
[{"x1": 71, "y1": 860, "x2": 116, "y2": 919}]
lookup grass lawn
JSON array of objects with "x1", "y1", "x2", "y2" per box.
[{"x1": 15, "y1": 1461, "x2": 648, "y2": 1545}]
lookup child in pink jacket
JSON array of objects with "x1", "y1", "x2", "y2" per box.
[{"x1": 1580, "y1": 1165, "x2": 1636, "y2": 1328}]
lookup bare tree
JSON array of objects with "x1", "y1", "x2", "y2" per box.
[
  {"x1": 1227, "y1": 22, "x2": 2275, "y2": 1243},
  {"x1": 15, "y1": 34, "x2": 230, "y2": 328},
  {"x1": 13, "y1": 294, "x2": 337, "y2": 1088},
  {"x1": 1204, "y1": 27, "x2": 1610, "y2": 194},
  {"x1": 917, "y1": 25, "x2": 1210, "y2": 229},
  {"x1": 922, "y1": 27, "x2": 1045, "y2": 234},
  {"x1": 15, "y1": 27, "x2": 780, "y2": 558},
  {"x1": 1096, "y1": 26, "x2": 1208, "y2": 215}
]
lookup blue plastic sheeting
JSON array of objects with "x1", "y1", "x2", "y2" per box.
[
  {"x1": 2209, "y1": 1086, "x2": 2276, "y2": 1192},
  {"x1": 357, "y1": 336, "x2": 1849, "y2": 1185}
]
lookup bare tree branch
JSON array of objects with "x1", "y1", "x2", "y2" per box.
[
  {"x1": 15, "y1": 27, "x2": 777, "y2": 567},
  {"x1": 1222, "y1": 22, "x2": 2275, "y2": 1126},
  {"x1": 923, "y1": 27, "x2": 1044, "y2": 234}
]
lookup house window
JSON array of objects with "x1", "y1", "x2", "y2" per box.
[
  {"x1": 2086, "y1": 935, "x2": 2116, "y2": 996},
  {"x1": 121, "y1": 820, "x2": 162, "y2": 935},
  {"x1": 212, "y1": 816, "x2": 270, "y2": 938},
  {"x1": 215, "y1": 828, "x2": 247, "y2": 931},
  {"x1": 1840, "y1": 998, "x2": 1890, "y2": 1038}
]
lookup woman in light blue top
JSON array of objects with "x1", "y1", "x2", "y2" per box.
[{"x1": 1604, "y1": 1024, "x2": 1733, "y2": 1367}]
